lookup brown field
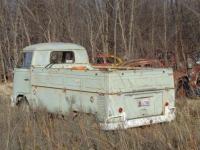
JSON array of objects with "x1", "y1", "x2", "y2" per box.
[{"x1": 0, "y1": 84, "x2": 200, "y2": 150}]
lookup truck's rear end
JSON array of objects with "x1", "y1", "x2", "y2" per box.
[{"x1": 98, "y1": 68, "x2": 175, "y2": 130}]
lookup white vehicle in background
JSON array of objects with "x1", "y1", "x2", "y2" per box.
[{"x1": 11, "y1": 43, "x2": 176, "y2": 130}]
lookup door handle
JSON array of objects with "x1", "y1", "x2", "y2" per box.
[{"x1": 24, "y1": 78, "x2": 29, "y2": 81}]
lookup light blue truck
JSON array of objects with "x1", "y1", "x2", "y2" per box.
[{"x1": 11, "y1": 43, "x2": 175, "y2": 130}]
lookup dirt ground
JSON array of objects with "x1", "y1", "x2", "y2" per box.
[{"x1": 0, "y1": 84, "x2": 200, "y2": 150}]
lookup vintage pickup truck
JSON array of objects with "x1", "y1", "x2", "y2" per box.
[{"x1": 11, "y1": 43, "x2": 175, "y2": 130}]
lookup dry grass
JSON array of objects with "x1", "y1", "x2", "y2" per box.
[{"x1": 0, "y1": 84, "x2": 200, "y2": 150}]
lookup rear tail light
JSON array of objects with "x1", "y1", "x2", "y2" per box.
[{"x1": 118, "y1": 107, "x2": 123, "y2": 113}]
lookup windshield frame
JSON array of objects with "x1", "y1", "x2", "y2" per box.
[{"x1": 17, "y1": 52, "x2": 33, "y2": 69}]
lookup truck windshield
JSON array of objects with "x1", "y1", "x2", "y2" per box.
[{"x1": 17, "y1": 52, "x2": 33, "y2": 68}]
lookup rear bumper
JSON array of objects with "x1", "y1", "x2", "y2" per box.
[{"x1": 100, "y1": 106, "x2": 175, "y2": 130}]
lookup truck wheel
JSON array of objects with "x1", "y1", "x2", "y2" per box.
[
  {"x1": 182, "y1": 78, "x2": 196, "y2": 98},
  {"x1": 176, "y1": 80, "x2": 184, "y2": 97},
  {"x1": 176, "y1": 77, "x2": 196, "y2": 98},
  {"x1": 16, "y1": 97, "x2": 30, "y2": 113}
]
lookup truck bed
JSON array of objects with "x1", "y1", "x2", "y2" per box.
[{"x1": 31, "y1": 67, "x2": 174, "y2": 94}]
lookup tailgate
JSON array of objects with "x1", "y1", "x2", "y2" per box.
[{"x1": 124, "y1": 91, "x2": 163, "y2": 119}]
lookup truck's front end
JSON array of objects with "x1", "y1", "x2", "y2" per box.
[{"x1": 11, "y1": 51, "x2": 33, "y2": 106}]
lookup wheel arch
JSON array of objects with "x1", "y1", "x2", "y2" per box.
[{"x1": 16, "y1": 94, "x2": 29, "y2": 106}]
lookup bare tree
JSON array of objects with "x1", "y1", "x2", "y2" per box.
[{"x1": 1, "y1": 0, "x2": 200, "y2": 79}]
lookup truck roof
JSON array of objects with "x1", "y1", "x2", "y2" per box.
[{"x1": 23, "y1": 43, "x2": 85, "y2": 51}]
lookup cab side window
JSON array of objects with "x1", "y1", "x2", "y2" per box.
[
  {"x1": 50, "y1": 51, "x2": 75, "y2": 64},
  {"x1": 62, "y1": 51, "x2": 75, "y2": 63}
]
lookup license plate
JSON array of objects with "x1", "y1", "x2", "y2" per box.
[{"x1": 138, "y1": 99, "x2": 150, "y2": 107}]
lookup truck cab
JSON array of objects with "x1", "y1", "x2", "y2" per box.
[{"x1": 12, "y1": 43, "x2": 91, "y2": 106}]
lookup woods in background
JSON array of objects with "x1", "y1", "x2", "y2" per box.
[{"x1": 0, "y1": 0, "x2": 200, "y2": 71}]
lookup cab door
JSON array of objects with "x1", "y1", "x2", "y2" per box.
[{"x1": 13, "y1": 52, "x2": 32, "y2": 95}]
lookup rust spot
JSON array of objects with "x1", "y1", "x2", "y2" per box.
[{"x1": 121, "y1": 59, "x2": 164, "y2": 68}]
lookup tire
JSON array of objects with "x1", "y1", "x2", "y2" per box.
[
  {"x1": 17, "y1": 97, "x2": 30, "y2": 113},
  {"x1": 176, "y1": 77, "x2": 196, "y2": 98},
  {"x1": 182, "y1": 78, "x2": 196, "y2": 98}
]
